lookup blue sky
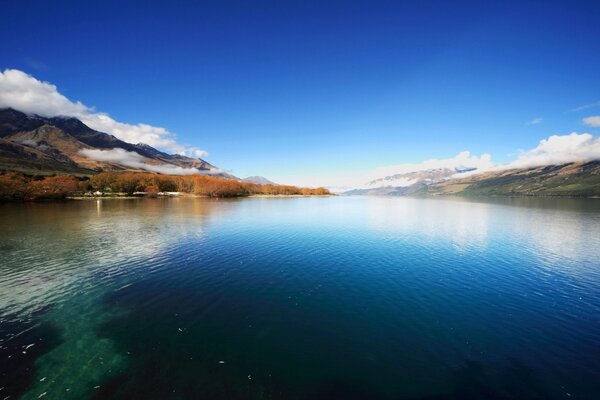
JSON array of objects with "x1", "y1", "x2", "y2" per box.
[{"x1": 1, "y1": 0, "x2": 600, "y2": 185}]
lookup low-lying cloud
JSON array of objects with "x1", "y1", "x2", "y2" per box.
[
  {"x1": 291, "y1": 132, "x2": 600, "y2": 190},
  {"x1": 0, "y1": 69, "x2": 206, "y2": 156},
  {"x1": 288, "y1": 151, "x2": 495, "y2": 190},
  {"x1": 80, "y1": 148, "x2": 222, "y2": 175},
  {"x1": 367, "y1": 132, "x2": 600, "y2": 185},
  {"x1": 496, "y1": 132, "x2": 600, "y2": 170}
]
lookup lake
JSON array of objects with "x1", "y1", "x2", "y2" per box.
[{"x1": 1, "y1": 196, "x2": 599, "y2": 399}]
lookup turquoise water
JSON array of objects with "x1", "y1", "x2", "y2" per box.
[{"x1": 1, "y1": 196, "x2": 599, "y2": 399}]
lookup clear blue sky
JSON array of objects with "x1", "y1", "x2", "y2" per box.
[{"x1": 2, "y1": 0, "x2": 600, "y2": 184}]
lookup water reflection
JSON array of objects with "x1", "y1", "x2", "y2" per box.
[
  {"x1": 0, "y1": 199, "x2": 233, "y2": 316},
  {"x1": 365, "y1": 197, "x2": 492, "y2": 252},
  {"x1": 0, "y1": 197, "x2": 598, "y2": 399},
  {"x1": 364, "y1": 196, "x2": 600, "y2": 269}
]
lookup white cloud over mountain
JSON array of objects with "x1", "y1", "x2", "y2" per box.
[
  {"x1": 286, "y1": 152, "x2": 495, "y2": 190},
  {"x1": 80, "y1": 148, "x2": 223, "y2": 175},
  {"x1": 0, "y1": 69, "x2": 205, "y2": 156},
  {"x1": 293, "y1": 132, "x2": 600, "y2": 190},
  {"x1": 496, "y1": 132, "x2": 600, "y2": 170},
  {"x1": 369, "y1": 133, "x2": 600, "y2": 188}
]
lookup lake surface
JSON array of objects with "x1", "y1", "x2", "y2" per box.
[{"x1": 1, "y1": 196, "x2": 599, "y2": 399}]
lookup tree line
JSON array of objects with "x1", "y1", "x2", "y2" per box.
[{"x1": 0, "y1": 172, "x2": 330, "y2": 201}]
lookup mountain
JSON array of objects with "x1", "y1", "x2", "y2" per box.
[
  {"x1": 344, "y1": 162, "x2": 600, "y2": 197},
  {"x1": 422, "y1": 161, "x2": 600, "y2": 197},
  {"x1": 0, "y1": 108, "x2": 227, "y2": 176},
  {"x1": 344, "y1": 168, "x2": 470, "y2": 196},
  {"x1": 242, "y1": 176, "x2": 276, "y2": 185}
]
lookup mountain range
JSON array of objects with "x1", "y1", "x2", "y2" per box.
[
  {"x1": 344, "y1": 168, "x2": 466, "y2": 196},
  {"x1": 242, "y1": 176, "x2": 276, "y2": 185},
  {"x1": 344, "y1": 162, "x2": 600, "y2": 197},
  {"x1": 421, "y1": 161, "x2": 600, "y2": 197},
  {"x1": 2, "y1": 107, "x2": 599, "y2": 197},
  {"x1": 0, "y1": 108, "x2": 226, "y2": 177}
]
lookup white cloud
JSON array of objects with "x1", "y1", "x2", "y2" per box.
[
  {"x1": 570, "y1": 101, "x2": 600, "y2": 112},
  {"x1": 192, "y1": 148, "x2": 209, "y2": 158},
  {"x1": 286, "y1": 133, "x2": 600, "y2": 190},
  {"x1": 0, "y1": 69, "x2": 87, "y2": 116},
  {"x1": 496, "y1": 132, "x2": 600, "y2": 170},
  {"x1": 525, "y1": 117, "x2": 543, "y2": 126},
  {"x1": 283, "y1": 151, "x2": 494, "y2": 190},
  {"x1": 582, "y1": 116, "x2": 600, "y2": 127},
  {"x1": 0, "y1": 69, "x2": 206, "y2": 155},
  {"x1": 80, "y1": 148, "x2": 221, "y2": 176}
]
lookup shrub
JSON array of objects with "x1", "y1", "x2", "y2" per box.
[{"x1": 0, "y1": 173, "x2": 80, "y2": 201}]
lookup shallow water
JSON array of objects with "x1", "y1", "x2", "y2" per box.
[{"x1": 1, "y1": 196, "x2": 599, "y2": 399}]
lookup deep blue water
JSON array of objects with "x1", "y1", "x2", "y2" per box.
[{"x1": 1, "y1": 196, "x2": 599, "y2": 399}]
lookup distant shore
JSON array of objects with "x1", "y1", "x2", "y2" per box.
[
  {"x1": 66, "y1": 192, "x2": 334, "y2": 200},
  {"x1": 0, "y1": 171, "x2": 331, "y2": 202}
]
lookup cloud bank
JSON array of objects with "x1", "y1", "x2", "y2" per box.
[
  {"x1": 286, "y1": 151, "x2": 495, "y2": 190},
  {"x1": 0, "y1": 69, "x2": 206, "y2": 155},
  {"x1": 80, "y1": 148, "x2": 222, "y2": 176},
  {"x1": 496, "y1": 132, "x2": 600, "y2": 170},
  {"x1": 291, "y1": 132, "x2": 600, "y2": 190}
]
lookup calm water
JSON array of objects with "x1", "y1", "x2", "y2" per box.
[{"x1": 1, "y1": 197, "x2": 599, "y2": 399}]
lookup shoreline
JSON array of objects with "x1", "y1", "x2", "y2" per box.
[{"x1": 66, "y1": 193, "x2": 335, "y2": 200}]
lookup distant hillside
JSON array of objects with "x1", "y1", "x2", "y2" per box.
[
  {"x1": 0, "y1": 108, "x2": 229, "y2": 177},
  {"x1": 422, "y1": 161, "x2": 600, "y2": 197},
  {"x1": 343, "y1": 183, "x2": 427, "y2": 196},
  {"x1": 343, "y1": 161, "x2": 600, "y2": 198},
  {"x1": 242, "y1": 176, "x2": 276, "y2": 185},
  {"x1": 344, "y1": 168, "x2": 471, "y2": 196}
]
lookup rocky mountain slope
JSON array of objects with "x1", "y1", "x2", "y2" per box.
[{"x1": 0, "y1": 108, "x2": 223, "y2": 176}]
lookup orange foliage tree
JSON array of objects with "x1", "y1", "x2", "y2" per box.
[
  {"x1": 0, "y1": 171, "x2": 330, "y2": 201},
  {"x1": 87, "y1": 172, "x2": 330, "y2": 197},
  {"x1": 0, "y1": 173, "x2": 79, "y2": 201}
]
